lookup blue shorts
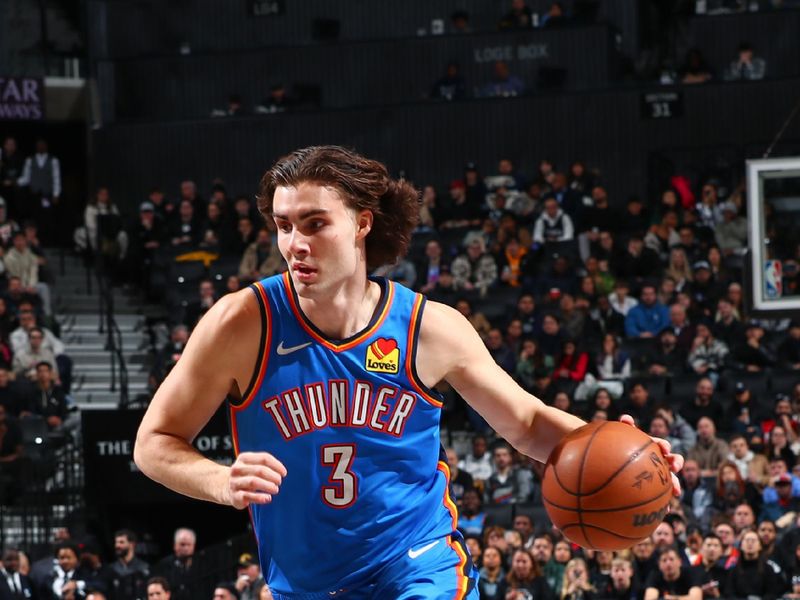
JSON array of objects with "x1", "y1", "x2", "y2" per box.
[{"x1": 269, "y1": 532, "x2": 479, "y2": 600}]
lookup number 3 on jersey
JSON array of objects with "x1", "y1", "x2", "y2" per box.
[{"x1": 321, "y1": 444, "x2": 358, "y2": 508}]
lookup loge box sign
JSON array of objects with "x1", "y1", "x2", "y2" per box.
[
  {"x1": 0, "y1": 77, "x2": 44, "y2": 120},
  {"x1": 249, "y1": 0, "x2": 285, "y2": 17},
  {"x1": 82, "y1": 407, "x2": 233, "y2": 504}
]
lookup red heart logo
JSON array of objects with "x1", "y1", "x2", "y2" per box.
[{"x1": 372, "y1": 338, "x2": 398, "y2": 358}]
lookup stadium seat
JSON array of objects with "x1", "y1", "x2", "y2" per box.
[
  {"x1": 625, "y1": 376, "x2": 668, "y2": 400},
  {"x1": 666, "y1": 374, "x2": 703, "y2": 406},
  {"x1": 717, "y1": 371, "x2": 771, "y2": 401},
  {"x1": 483, "y1": 504, "x2": 514, "y2": 529},
  {"x1": 514, "y1": 503, "x2": 552, "y2": 532},
  {"x1": 771, "y1": 369, "x2": 800, "y2": 395}
]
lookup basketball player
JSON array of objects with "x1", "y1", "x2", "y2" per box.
[{"x1": 135, "y1": 146, "x2": 683, "y2": 599}]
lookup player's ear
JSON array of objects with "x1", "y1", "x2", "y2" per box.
[{"x1": 355, "y1": 209, "x2": 372, "y2": 240}]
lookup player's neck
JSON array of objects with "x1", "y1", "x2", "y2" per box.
[{"x1": 298, "y1": 275, "x2": 380, "y2": 340}]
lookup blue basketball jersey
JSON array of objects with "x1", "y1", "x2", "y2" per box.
[{"x1": 229, "y1": 273, "x2": 469, "y2": 596}]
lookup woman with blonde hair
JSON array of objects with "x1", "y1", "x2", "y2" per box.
[
  {"x1": 665, "y1": 247, "x2": 693, "y2": 292},
  {"x1": 560, "y1": 557, "x2": 596, "y2": 599}
]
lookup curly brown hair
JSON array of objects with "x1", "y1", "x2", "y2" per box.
[{"x1": 257, "y1": 145, "x2": 419, "y2": 271}]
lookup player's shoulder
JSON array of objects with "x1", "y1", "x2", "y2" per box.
[{"x1": 195, "y1": 287, "x2": 262, "y2": 337}]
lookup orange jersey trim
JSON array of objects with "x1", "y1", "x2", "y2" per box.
[
  {"x1": 231, "y1": 281, "x2": 272, "y2": 414},
  {"x1": 405, "y1": 295, "x2": 443, "y2": 408},
  {"x1": 437, "y1": 461, "x2": 469, "y2": 599},
  {"x1": 282, "y1": 271, "x2": 395, "y2": 352}
]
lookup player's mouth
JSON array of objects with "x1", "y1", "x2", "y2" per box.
[{"x1": 292, "y1": 263, "x2": 317, "y2": 282}]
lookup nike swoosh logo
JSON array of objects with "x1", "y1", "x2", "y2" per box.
[
  {"x1": 276, "y1": 341, "x2": 312, "y2": 356},
  {"x1": 407, "y1": 540, "x2": 440, "y2": 559}
]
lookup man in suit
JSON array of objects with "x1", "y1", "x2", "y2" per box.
[{"x1": 0, "y1": 547, "x2": 36, "y2": 599}]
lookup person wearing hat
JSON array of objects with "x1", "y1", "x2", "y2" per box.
[
  {"x1": 724, "y1": 381, "x2": 767, "y2": 438},
  {"x1": 234, "y1": 554, "x2": 263, "y2": 600},
  {"x1": 687, "y1": 260, "x2": 722, "y2": 316},
  {"x1": 761, "y1": 471, "x2": 800, "y2": 525},
  {"x1": 731, "y1": 321, "x2": 777, "y2": 372},
  {"x1": 124, "y1": 200, "x2": 168, "y2": 297},
  {"x1": 714, "y1": 201, "x2": 747, "y2": 255},
  {"x1": 437, "y1": 179, "x2": 482, "y2": 231}
]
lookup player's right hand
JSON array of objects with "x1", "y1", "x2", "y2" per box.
[{"x1": 226, "y1": 452, "x2": 288, "y2": 509}]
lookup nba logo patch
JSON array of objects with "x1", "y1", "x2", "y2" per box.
[
  {"x1": 366, "y1": 338, "x2": 400, "y2": 374},
  {"x1": 764, "y1": 260, "x2": 782, "y2": 299}
]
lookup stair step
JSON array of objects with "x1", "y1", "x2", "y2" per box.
[{"x1": 77, "y1": 381, "x2": 149, "y2": 392}]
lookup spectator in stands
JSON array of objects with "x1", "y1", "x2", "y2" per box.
[
  {"x1": 146, "y1": 577, "x2": 171, "y2": 600},
  {"x1": 13, "y1": 326, "x2": 58, "y2": 381},
  {"x1": 553, "y1": 339, "x2": 588, "y2": 384},
  {"x1": 643, "y1": 546, "x2": 702, "y2": 600},
  {"x1": 42, "y1": 542, "x2": 80, "y2": 600},
  {"x1": 621, "y1": 382, "x2": 654, "y2": 429},
  {"x1": 126, "y1": 202, "x2": 167, "y2": 296},
  {"x1": 666, "y1": 303, "x2": 696, "y2": 352},
  {"x1": 0, "y1": 137, "x2": 24, "y2": 217},
  {"x1": 624, "y1": 284, "x2": 669, "y2": 339},
  {"x1": 427, "y1": 265, "x2": 458, "y2": 305},
  {"x1": 664, "y1": 248, "x2": 693, "y2": 293},
  {"x1": 679, "y1": 48, "x2": 713, "y2": 85},
  {"x1": 429, "y1": 62, "x2": 467, "y2": 101},
  {"x1": 499, "y1": 0, "x2": 534, "y2": 30},
  {"x1": 0, "y1": 402, "x2": 23, "y2": 502},
  {"x1": 714, "y1": 201, "x2": 748, "y2": 255},
  {"x1": 459, "y1": 434, "x2": 493, "y2": 484},
  {"x1": 559, "y1": 557, "x2": 595, "y2": 600},
  {"x1": 586, "y1": 294, "x2": 625, "y2": 342},
  {"x1": 778, "y1": 321, "x2": 800, "y2": 369},
  {"x1": 445, "y1": 447, "x2": 474, "y2": 505},
  {"x1": 732, "y1": 322, "x2": 777, "y2": 371},
  {"x1": 5, "y1": 231, "x2": 51, "y2": 315},
  {"x1": 688, "y1": 322, "x2": 729, "y2": 378},
  {"x1": 0, "y1": 197, "x2": 20, "y2": 248},
  {"x1": 647, "y1": 329, "x2": 687, "y2": 376},
  {"x1": 728, "y1": 434, "x2": 769, "y2": 489},
  {"x1": 414, "y1": 240, "x2": 446, "y2": 293},
  {"x1": 481, "y1": 61, "x2": 524, "y2": 98},
  {"x1": 630, "y1": 537, "x2": 656, "y2": 592},
  {"x1": 233, "y1": 553, "x2": 262, "y2": 600},
  {"x1": 74, "y1": 540, "x2": 115, "y2": 596},
  {"x1": 725, "y1": 529, "x2": 783, "y2": 598},
  {"x1": 485, "y1": 442, "x2": 532, "y2": 504},
  {"x1": 16, "y1": 139, "x2": 61, "y2": 242},
  {"x1": 458, "y1": 488, "x2": 486, "y2": 536},
  {"x1": 169, "y1": 201, "x2": 201, "y2": 248},
  {"x1": 533, "y1": 197, "x2": 574, "y2": 248},
  {"x1": 438, "y1": 181, "x2": 482, "y2": 231},
  {"x1": 198, "y1": 202, "x2": 230, "y2": 252},
  {"x1": 111, "y1": 529, "x2": 150, "y2": 600},
  {"x1": 765, "y1": 424, "x2": 797, "y2": 467},
  {"x1": 681, "y1": 378, "x2": 724, "y2": 429},
  {"x1": 0, "y1": 548, "x2": 35, "y2": 599},
  {"x1": 758, "y1": 520, "x2": 778, "y2": 560},
  {"x1": 646, "y1": 211, "x2": 681, "y2": 262},
  {"x1": 608, "y1": 280, "x2": 637, "y2": 317},
  {"x1": 654, "y1": 404, "x2": 697, "y2": 454},
  {"x1": 372, "y1": 257, "x2": 417, "y2": 289},
  {"x1": 154, "y1": 528, "x2": 201, "y2": 600},
  {"x1": 256, "y1": 83, "x2": 295, "y2": 114},
  {"x1": 692, "y1": 534, "x2": 727, "y2": 597},
  {"x1": 213, "y1": 583, "x2": 240, "y2": 600},
  {"x1": 238, "y1": 227, "x2": 284, "y2": 283},
  {"x1": 598, "y1": 557, "x2": 637, "y2": 600},
  {"x1": 763, "y1": 471, "x2": 800, "y2": 525},
  {"x1": 724, "y1": 42, "x2": 766, "y2": 81},
  {"x1": 82, "y1": 186, "x2": 127, "y2": 260},
  {"x1": 451, "y1": 235, "x2": 498, "y2": 296},
  {"x1": 503, "y1": 549, "x2": 552, "y2": 599},
  {"x1": 210, "y1": 93, "x2": 246, "y2": 118},
  {"x1": 615, "y1": 236, "x2": 662, "y2": 286},
  {"x1": 477, "y1": 546, "x2": 505, "y2": 600},
  {"x1": 686, "y1": 416, "x2": 729, "y2": 477},
  {"x1": 30, "y1": 361, "x2": 73, "y2": 434},
  {"x1": 713, "y1": 297, "x2": 745, "y2": 349},
  {"x1": 594, "y1": 333, "x2": 630, "y2": 380}
]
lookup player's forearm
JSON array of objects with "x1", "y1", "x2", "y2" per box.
[
  {"x1": 523, "y1": 404, "x2": 586, "y2": 463},
  {"x1": 134, "y1": 431, "x2": 231, "y2": 505}
]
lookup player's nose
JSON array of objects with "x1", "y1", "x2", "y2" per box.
[{"x1": 288, "y1": 229, "x2": 310, "y2": 256}]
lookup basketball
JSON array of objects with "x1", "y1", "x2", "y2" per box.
[{"x1": 542, "y1": 421, "x2": 672, "y2": 551}]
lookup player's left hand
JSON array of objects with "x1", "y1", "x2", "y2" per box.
[{"x1": 620, "y1": 414, "x2": 684, "y2": 496}]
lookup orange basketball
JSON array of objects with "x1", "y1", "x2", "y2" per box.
[{"x1": 542, "y1": 421, "x2": 672, "y2": 551}]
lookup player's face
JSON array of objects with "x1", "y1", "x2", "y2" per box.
[{"x1": 272, "y1": 183, "x2": 371, "y2": 297}]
